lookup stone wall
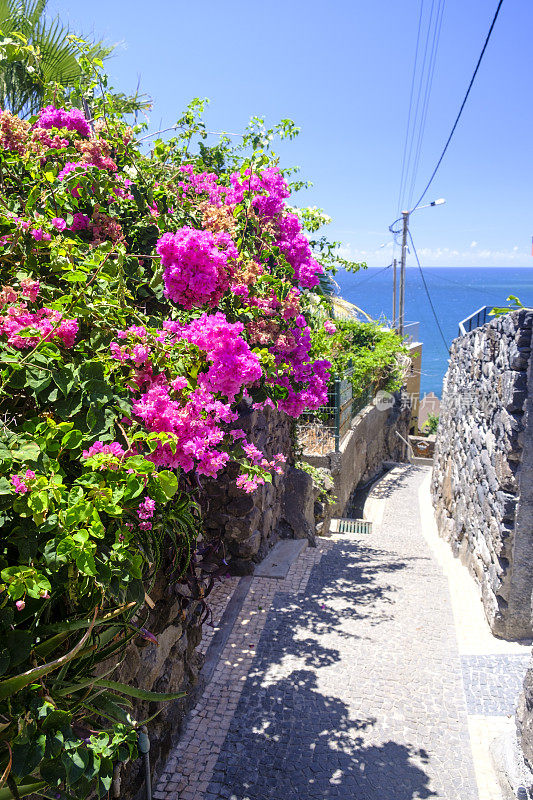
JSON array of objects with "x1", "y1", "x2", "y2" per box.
[
  {"x1": 202, "y1": 402, "x2": 315, "y2": 574},
  {"x1": 304, "y1": 390, "x2": 410, "y2": 531},
  {"x1": 102, "y1": 559, "x2": 204, "y2": 800},
  {"x1": 112, "y1": 403, "x2": 317, "y2": 797},
  {"x1": 432, "y1": 309, "x2": 533, "y2": 640}
]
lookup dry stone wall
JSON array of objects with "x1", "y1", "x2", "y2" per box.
[
  {"x1": 202, "y1": 402, "x2": 315, "y2": 574},
  {"x1": 432, "y1": 309, "x2": 533, "y2": 640},
  {"x1": 101, "y1": 560, "x2": 203, "y2": 800}
]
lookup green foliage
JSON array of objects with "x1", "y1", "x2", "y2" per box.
[
  {"x1": 296, "y1": 461, "x2": 334, "y2": 505},
  {"x1": 0, "y1": 0, "x2": 113, "y2": 117},
  {"x1": 490, "y1": 295, "x2": 525, "y2": 317},
  {"x1": 422, "y1": 413, "x2": 439, "y2": 435},
  {"x1": 310, "y1": 318, "x2": 407, "y2": 398},
  {"x1": 0, "y1": 32, "x2": 363, "y2": 798}
]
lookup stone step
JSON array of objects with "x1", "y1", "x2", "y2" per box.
[{"x1": 253, "y1": 539, "x2": 308, "y2": 578}]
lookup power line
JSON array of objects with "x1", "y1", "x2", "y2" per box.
[
  {"x1": 408, "y1": 230, "x2": 450, "y2": 354},
  {"x1": 411, "y1": 0, "x2": 505, "y2": 212},
  {"x1": 353, "y1": 263, "x2": 392, "y2": 287},
  {"x1": 402, "y1": 0, "x2": 438, "y2": 211},
  {"x1": 396, "y1": 0, "x2": 425, "y2": 218},
  {"x1": 406, "y1": 0, "x2": 446, "y2": 209},
  {"x1": 422, "y1": 268, "x2": 508, "y2": 304}
]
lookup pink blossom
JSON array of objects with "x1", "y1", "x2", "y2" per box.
[
  {"x1": 324, "y1": 320, "x2": 337, "y2": 334},
  {"x1": 82, "y1": 441, "x2": 125, "y2": 459},
  {"x1": 20, "y1": 278, "x2": 39, "y2": 302},
  {"x1": 156, "y1": 227, "x2": 235, "y2": 310},
  {"x1": 70, "y1": 212, "x2": 90, "y2": 231},
  {"x1": 15, "y1": 600, "x2": 25, "y2": 611},
  {"x1": 138, "y1": 496, "x2": 156, "y2": 520},
  {"x1": 36, "y1": 105, "x2": 90, "y2": 138}
]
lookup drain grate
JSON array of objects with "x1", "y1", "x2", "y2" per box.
[{"x1": 331, "y1": 518, "x2": 373, "y2": 535}]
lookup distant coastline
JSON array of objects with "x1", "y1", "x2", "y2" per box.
[{"x1": 337, "y1": 266, "x2": 533, "y2": 397}]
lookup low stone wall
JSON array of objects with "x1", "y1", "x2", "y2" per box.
[
  {"x1": 102, "y1": 560, "x2": 203, "y2": 800},
  {"x1": 432, "y1": 309, "x2": 533, "y2": 640},
  {"x1": 202, "y1": 402, "x2": 315, "y2": 574},
  {"x1": 304, "y1": 390, "x2": 410, "y2": 530}
]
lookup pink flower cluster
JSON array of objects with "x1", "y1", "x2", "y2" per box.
[
  {"x1": 181, "y1": 313, "x2": 262, "y2": 402},
  {"x1": 275, "y1": 212, "x2": 324, "y2": 288},
  {"x1": 157, "y1": 227, "x2": 237, "y2": 309},
  {"x1": 137, "y1": 496, "x2": 156, "y2": 529},
  {"x1": 20, "y1": 279, "x2": 39, "y2": 302},
  {"x1": 82, "y1": 441, "x2": 126, "y2": 460},
  {"x1": 132, "y1": 383, "x2": 233, "y2": 476},
  {"x1": 324, "y1": 320, "x2": 337, "y2": 334},
  {"x1": 36, "y1": 105, "x2": 90, "y2": 138},
  {"x1": 178, "y1": 165, "x2": 225, "y2": 206},
  {"x1": 225, "y1": 167, "x2": 290, "y2": 219},
  {"x1": 11, "y1": 469, "x2": 36, "y2": 494},
  {"x1": 0, "y1": 305, "x2": 78, "y2": 349},
  {"x1": 109, "y1": 314, "x2": 264, "y2": 478}
]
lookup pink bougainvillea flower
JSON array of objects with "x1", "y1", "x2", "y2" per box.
[{"x1": 36, "y1": 105, "x2": 90, "y2": 138}]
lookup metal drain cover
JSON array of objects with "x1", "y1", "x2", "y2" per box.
[{"x1": 330, "y1": 518, "x2": 372, "y2": 535}]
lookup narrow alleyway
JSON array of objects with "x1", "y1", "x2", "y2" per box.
[{"x1": 155, "y1": 465, "x2": 530, "y2": 800}]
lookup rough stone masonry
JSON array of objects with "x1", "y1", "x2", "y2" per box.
[{"x1": 432, "y1": 309, "x2": 533, "y2": 640}]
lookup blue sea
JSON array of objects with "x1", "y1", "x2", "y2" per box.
[{"x1": 336, "y1": 266, "x2": 533, "y2": 398}]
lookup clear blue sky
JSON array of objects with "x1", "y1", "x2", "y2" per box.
[{"x1": 49, "y1": 0, "x2": 533, "y2": 267}]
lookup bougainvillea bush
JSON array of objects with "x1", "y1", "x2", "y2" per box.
[{"x1": 0, "y1": 46, "x2": 368, "y2": 799}]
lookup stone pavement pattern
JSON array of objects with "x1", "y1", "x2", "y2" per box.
[{"x1": 155, "y1": 465, "x2": 530, "y2": 800}]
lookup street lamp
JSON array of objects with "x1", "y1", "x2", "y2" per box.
[{"x1": 389, "y1": 198, "x2": 446, "y2": 335}]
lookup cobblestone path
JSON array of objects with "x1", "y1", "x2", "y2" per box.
[{"x1": 155, "y1": 465, "x2": 530, "y2": 800}]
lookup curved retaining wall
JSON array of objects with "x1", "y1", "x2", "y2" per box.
[{"x1": 432, "y1": 309, "x2": 533, "y2": 640}]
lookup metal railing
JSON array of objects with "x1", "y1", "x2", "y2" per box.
[
  {"x1": 458, "y1": 306, "x2": 491, "y2": 336},
  {"x1": 297, "y1": 365, "x2": 382, "y2": 455}
]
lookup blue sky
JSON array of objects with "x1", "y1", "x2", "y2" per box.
[{"x1": 49, "y1": 0, "x2": 533, "y2": 267}]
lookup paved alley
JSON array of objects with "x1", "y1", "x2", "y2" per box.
[{"x1": 155, "y1": 465, "x2": 530, "y2": 800}]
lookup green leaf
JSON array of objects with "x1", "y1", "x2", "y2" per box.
[
  {"x1": 0, "y1": 477, "x2": 13, "y2": 495},
  {"x1": 0, "y1": 782, "x2": 47, "y2": 800},
  {"x1": 157, "y1": 470, "x2": 179, "y2": 500},
  {"x1": 94, "y1": 679, "x2": 187, "y2": 702},
  {"x1": 54, "y1": 365, "x2": 77, "y2": 397},
  {"x1": 61, "y1": 747, "x2": 89, "y2": 785},
  {"x1": 75, "y1": 551, "x2": 97, "y2": 576},
  {"x1": 61, "y1": 429, "x2": 85, "y2": 449},
  {"x1": 12, "y1": 734, "x2": 46, "y2": 777},
  {"x1": 4, "y1": 630, "x2": 32, "y2": 667}
]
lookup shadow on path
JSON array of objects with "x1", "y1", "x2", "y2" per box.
[{"x1": 208, "y1": 537, "x2": 436, "y2": 799}]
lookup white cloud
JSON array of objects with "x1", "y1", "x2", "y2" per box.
[
  {"x1": 335, "y1": 243, "x2": 532, "y2": 268},
  {"x1": 470, "y1": 241, "x2": 477, "y2": 248}
]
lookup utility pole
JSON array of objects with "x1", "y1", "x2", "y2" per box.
[
  {"x1": 398, "y1": 210, "x2": 409, "y2": 336},
  {"x1": 392, "y1": 258, "x2": 397, "y2": 329}
]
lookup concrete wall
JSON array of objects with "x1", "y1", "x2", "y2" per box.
[
  {"x1": 304, "y1": 390, "x2": 410, "y2": 530},
  {"x1": 432, "y1": 309, "x2": 533, "y2": 640}
]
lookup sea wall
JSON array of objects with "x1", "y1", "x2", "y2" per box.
[
  {"x1": 304, "y1": 391, "x2": 410, "y2": 530},
  {"x1": 202, "y1": 402, "x2": 315, "y2": 574},
  {"x1": 432, "y1": 309, "x2": 533, "y2": 639}
]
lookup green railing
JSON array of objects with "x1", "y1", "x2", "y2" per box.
[{"x1": 297, "y1": 364, "x2": 383, "y2": 454}]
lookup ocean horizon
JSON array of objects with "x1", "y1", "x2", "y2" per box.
[{"x1": 336, "y1": 266, "x2": 533, "y2": 398}]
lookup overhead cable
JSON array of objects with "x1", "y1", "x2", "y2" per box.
[
  {"x1": 411, "y1": 0, "x2": 505, "y2": 212},
  {"x1": 407, "y1": 231, "x2": 450, "y2": 355}
]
